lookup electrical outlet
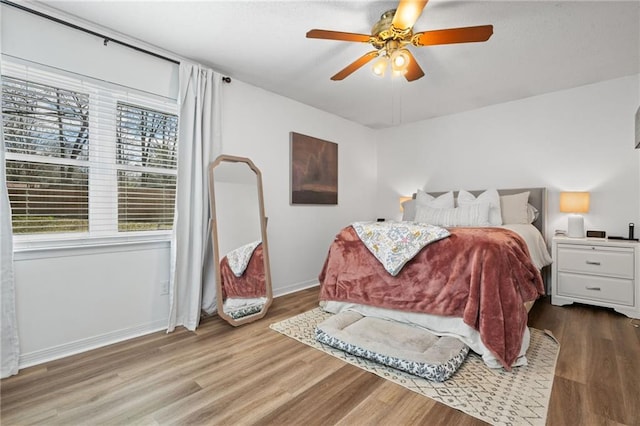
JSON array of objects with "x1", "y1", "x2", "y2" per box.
[{"x1": 160, "y1": 280, "x2": 169, "y2": 295}]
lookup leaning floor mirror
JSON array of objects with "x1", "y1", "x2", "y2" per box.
[{"x1": 208, "y1": 155, "x2": 273, "y2": 326}]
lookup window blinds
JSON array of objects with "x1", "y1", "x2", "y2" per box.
[
  {"x1": 1, "y1": 61, "x2": 178, "y2": 241},
  {"x1": 116, "y1": 102, "x2": 177, "y2": 232}
]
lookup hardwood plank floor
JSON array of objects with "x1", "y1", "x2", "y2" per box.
[{"x1": 2, "y1": 288, "x2": 639, "y2": 425}]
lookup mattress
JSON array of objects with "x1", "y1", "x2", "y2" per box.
[{"x1": 499, "y1": 223, "x2": 552, "y2": 270}]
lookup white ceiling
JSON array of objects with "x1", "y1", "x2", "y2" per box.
[{"x1": 37, "y1": 0, "x2": 640, "y2": 129}]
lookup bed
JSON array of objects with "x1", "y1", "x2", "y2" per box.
[{"x1": 318, "y1": 187, "x2": 552, "y2": 370}]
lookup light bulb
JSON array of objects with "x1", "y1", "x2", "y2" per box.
[
  {"x1": 392, "y1": 53, "x2": 406, "y2": 68},
  {"x1": 371, "y1": 56, "x2": 388, "y2": 77},
  {"x1": 390, "y1": 49, "x2": 410, "y2": 73}
]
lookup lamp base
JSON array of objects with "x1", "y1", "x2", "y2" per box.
[{"x1": 567, "y1": 215, "x2": 585, "y2": 238}]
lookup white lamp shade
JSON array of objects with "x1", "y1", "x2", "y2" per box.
[
  {"x1": 560, "y1": 191, "x2": 589, "y2": 238},
  {"x1": 560, "y1": 192, "x2": 590, "y2": 213}
]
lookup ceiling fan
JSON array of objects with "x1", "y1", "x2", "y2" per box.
[{"x1": 306, "y1": 0, "x2": 493, "y2": 82}]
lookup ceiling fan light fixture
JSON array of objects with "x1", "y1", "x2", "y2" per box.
[
  {"x1": 390, "y1": 48, "x2": 410, "y2": 72},
  {"x1": 307, "y1": 0, "x2": 492, "y2": 82},
  {"x1": 392, "y1": 0, "x2": 428, "y2": 31},
  {"x1": 371, "y1": 56, "x2": 388, "y2": 77}
]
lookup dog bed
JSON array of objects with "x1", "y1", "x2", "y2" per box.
[{"x1": 315, "y1": 311, "x2": 469, "y2": 382}]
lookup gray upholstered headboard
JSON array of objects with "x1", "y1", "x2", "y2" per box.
[{"x1": 418, "y1": 187, "x2": 548, "y2": 240}]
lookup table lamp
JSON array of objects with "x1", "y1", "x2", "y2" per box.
[
  {"x1": 399, "y1": 196, "x2": 412, "y2": 212},
  {"x1": 560, "y1": 192, "x2": 590, "y2": 238}
]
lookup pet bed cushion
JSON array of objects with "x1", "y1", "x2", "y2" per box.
[{"x1": 315, "y1": 311, "x2": 469, "y2": 382}]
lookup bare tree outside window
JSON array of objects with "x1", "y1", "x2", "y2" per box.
[
  {"x1": 2, "y1": 76, "x2": 89, "y2": 233},
  {"x1": 116, "y1": 102, "x2": 178, "y2": 231},
  {"x1": 2, "y1": 72, "x2": 178, "y2": 236}
]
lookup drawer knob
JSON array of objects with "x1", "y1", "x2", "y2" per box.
[
  {"x1": 585, "y1": 261, "x2": 601, "y2": 266},
  {"x1": 585, "y1": 286, "x2": 601, "y2": 291}
]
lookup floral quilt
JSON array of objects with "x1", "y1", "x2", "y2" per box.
[
  {"x1": 226, "y1": 240, "x2": 261, "y2": 277},
  {"x1": 351, "y1": 221, "x2": 450, "y2": 276}
]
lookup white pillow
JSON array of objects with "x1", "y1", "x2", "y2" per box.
[
  {"x1": 401, "y1": 199, "x2": 417, "y2": 221},
  {"x1": 415, "y1": 204, "x2": 491, "y2": 227},
  {"x1": 457, "y1": 189, "x2": 502, "y2": 226},
  {"x1": 527, "y1": 203, "x2": 539, "y2": 224},
  {"x1": 416, "y1": 190, "x2": 454, "y2": 209},
  {"x1": 500, "y1": 192, "x2": 530, "y2": 224}
]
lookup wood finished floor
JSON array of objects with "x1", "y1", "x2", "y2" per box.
[{"x1": 1, "y1": 287, "x2": 639, "y2": 425}]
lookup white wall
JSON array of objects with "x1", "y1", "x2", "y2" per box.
[
  {"x1": 1, "y1": 4, "x2": 178, "y2": 99},
  {"x1": 1, "y1": 3, "x2": 377, "y2": 367},
  {"x1": 220, "y1": 79, "x2": 378, "y2": 295},
  {"x1": 376, "y1": 75, "x2": 640, "y2": 241},
  {"x1": 6, "y1": 67, "x2": 377, "y2": 367},
  {"x1": 1, "y1": 4, "x2": 179, "y2": 368},
  {"x1": 13, "y1": 243, "x2": 171, "y2": 367},
  {"x1": 6, "y1": 1, "x2": 637, "y2": 369},
  {"x1": 215, "y1": 181, "x2": 262, "y2": 256}
]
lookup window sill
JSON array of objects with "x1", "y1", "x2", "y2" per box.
[{"x1": 13, "y1": 233, "x2": 172, "y2": 260}]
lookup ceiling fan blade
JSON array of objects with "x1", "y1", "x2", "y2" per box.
[
  {"x1": 331, "y1": 51, "x2": 379, "y2": 81},
  {"x1": 306, "y1": 29, "x2": 372, "y2": 43},
  {"x1": 412, "y1": 25, "x2": 494, "y2": 46},
  {"x1": 403, "y1": 50, "x2": 425, "y2": 82},
  {"x1": 392, "y1": 0, "x2": 429, "y2": 30}
]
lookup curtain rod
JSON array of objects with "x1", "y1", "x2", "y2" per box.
[
  {"x1": 2, "y1": 0, "x2": 233, "y2": 82},
  {"x1": 1, "y1": 0, "x2": 180, "y2": 65}
]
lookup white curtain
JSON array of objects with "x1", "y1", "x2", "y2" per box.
[
  {"x1": 1, "y1": 86, "x2": 21, "y2": 378},
  {"x1": 167, "y1": 62, "x2": 222, "y2": 331}
]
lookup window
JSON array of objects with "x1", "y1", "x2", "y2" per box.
[
  {"x1": 3, "y1": 76, "x2": 90, "y2": 234},
  {"x1": 2, "y1": 62, "x2": 178, "y2": 241},
  {"x1": 116, "y1": 102, "x2": 177, "y2": 231}
]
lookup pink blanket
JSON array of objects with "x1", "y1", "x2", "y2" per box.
[
  {"x1": 318, "y1": 226, "x2": 545, "y2": 370},
  {"x1": 221, "y1": 244, "x2": 265, "y2": 299}
]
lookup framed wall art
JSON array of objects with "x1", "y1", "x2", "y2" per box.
[{"x1": 290, "y1": 132, "x2": 338, "y2": 205}]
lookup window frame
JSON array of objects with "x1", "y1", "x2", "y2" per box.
[
  {"x1": 115, "y1": 101, "x2": 178, "y2": 233},
  {"x1": 2, "y1": 60, "x2": 179, "y2": 252}
]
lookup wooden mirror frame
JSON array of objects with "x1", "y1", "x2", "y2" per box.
[{"x1": 208, "y1": 155, "x2": 273, "y2": 326}]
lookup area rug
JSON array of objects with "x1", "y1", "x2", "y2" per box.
[{"x1": 270, "y1": 308, "x2": 559, "y2": 426}]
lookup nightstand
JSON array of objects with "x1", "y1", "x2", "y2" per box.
[{"x1": 551, "y1": 236, "x2": 640, "y2": 318}]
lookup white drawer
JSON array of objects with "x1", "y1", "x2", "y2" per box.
[
  {"x1": 557, "y1": 245, "x2": 634, "y2": 278},
  {"x1": 557, "y1": 272, "x2": 634, "y2": 306}
]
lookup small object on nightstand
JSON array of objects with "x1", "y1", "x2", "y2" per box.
[
  {"x1": 586, "y1": 230, "x2": 606, "y2": 238},
  {"x1": 554, "y1": 229, "x2": 567, "y2": 236},
  {"x1": 559, "y1": 192, "x2": 590, "y2": 237},
  {"x1": 607, "y1": 224, "x2": 639, "y2": 242},
  {"x1": 609, "y1": 235, "x2": 639, "y2": 242}
]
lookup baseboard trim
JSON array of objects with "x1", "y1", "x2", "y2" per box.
[
  {"x1": 19, "y1": 281, "x2": 320, "y2": 369},
  {"x1": 18, "y1": 319, "x2": 168, "y2": 369},
  {"x1": 273, "y1": 279, "x2": 319, "y2": 298}
]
